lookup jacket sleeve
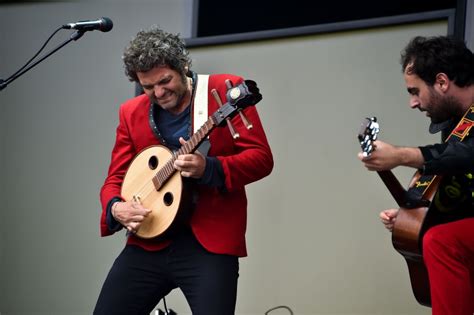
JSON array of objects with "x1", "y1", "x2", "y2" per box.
[
  {"x1": 419, "y1": 136, "x2": 474, "y2": 175},
  {"x1": 207, "y1": 74, "x2": 273, "y2": 191},
  {"x1": 216, "y1": 105, "x2": 274, "y2": 191},
  {"x1": 99, "y1": 105, "x2": 136, "y2": 236}
]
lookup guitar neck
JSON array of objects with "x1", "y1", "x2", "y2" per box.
[
  {"x1": 377, "y1": 170, "x2": 407, "y2": 207},
  {"x1": 176, "y1": 119, "x2": 216, "y2": 156},
  {"x1": 152, "y1": 118, "x2": 217, "y2": 190}
]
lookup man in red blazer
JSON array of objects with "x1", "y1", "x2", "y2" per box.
[{"x1": 94, "y1": 26, "x2": 273, "y2": 315}]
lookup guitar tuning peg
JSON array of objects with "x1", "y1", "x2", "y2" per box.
[
  {"x1": 211, "y1": 88, "x2": 239, "y2": 139},
  {"x1": 225, "y1": 79, "x2": 233, "y2": 90},
  {"x1": 238, "y1": 110, "x2": 253, "y2": 130}
]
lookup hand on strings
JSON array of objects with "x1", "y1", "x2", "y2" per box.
[
  {"x1": 174, "y1": 137, "x2": 206, "y2": 178},
  {"x1": 111, "y1": 200, "x2": 151, "y2": 234}
]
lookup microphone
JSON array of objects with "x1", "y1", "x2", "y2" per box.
[{"x1": 63, "y1": 17, "x2": 113, "y2": 32}]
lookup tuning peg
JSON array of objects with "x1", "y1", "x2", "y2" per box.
[
  {"x1": 238, "y1": 110, "x2": 253, "y2": 130},
  {"x1": 211, "y1": 88, "x2": 239, "y2": 139},
  {"x1": 225, "y1": 79, "x2": 253, "y2": 129},
  {"x1": 225, "y1": 79, "x2": 233, "y2": 90}
]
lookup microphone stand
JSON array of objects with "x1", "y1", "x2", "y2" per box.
[{"x1": 0, "y1": 30, "x2": 85, "y2": 92}]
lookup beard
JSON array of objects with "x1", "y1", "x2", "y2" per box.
[{"x1": 427, "y1": 89, "x2": 463, "y2": 123}]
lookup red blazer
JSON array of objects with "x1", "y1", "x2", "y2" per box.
[{"x1": 99, "y1": 74, "x2": 273, "y2": 257}]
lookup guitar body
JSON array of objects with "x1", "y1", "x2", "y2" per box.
[
  {"x1": 391, "y1": 173, "x2": 442, "y2": 307},
  {"x1": 392, "y1": 205, "x2": 431, "y2": 306},
  {"x1": 121, "y1": 145, "x2": 193, "y2": 239}
]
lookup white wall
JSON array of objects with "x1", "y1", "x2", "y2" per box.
[{"x1": 0, "y1": 7, "x2": 6, "y2": 312}]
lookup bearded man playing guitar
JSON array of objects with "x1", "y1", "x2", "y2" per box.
[
  {"x1": 359, "y1": 36, "x2": 474, "y2": 314},
  {"x1": 94, "y1": 26, "x2": 273, "y2": 315}
]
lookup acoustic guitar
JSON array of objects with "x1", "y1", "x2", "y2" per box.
[
  {"x1": 358, "y1": 117, "x2": 439, "y2": 307},
  {"x1": 121, "y1": 80, "x2": 262, "y2": 239},
  {"x1": 359, "y1": 110, "x2": 474, "y2": 306}
]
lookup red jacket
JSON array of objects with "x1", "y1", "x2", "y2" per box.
[{"x1": 99, "y1": 74, "x2": 273, "y2": 257}]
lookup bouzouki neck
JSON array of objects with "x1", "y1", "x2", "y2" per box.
[
  {"x1": 152, "y1": 118, "x2": 217, "y2": 190},
  {"x1": 377, "y1": 170, "x2": 407, "y2": 207}
]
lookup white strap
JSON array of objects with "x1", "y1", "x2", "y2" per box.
[{"x1": 193, "y1": 74, "x2": 209, "y2": 133}]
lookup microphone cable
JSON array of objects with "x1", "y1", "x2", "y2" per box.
[
  {"x1": 153, "y1": 300, "x2": 293, "y2": 314},
  {"x1": 265, "y1": 305, "x2": 294, "y2": 314},
  {"x1": 1, "y1": 26, "x2": 63, "y2": 88},
  {"x1": 0, "y1": 18, "x2": 109, "y2": 91}
]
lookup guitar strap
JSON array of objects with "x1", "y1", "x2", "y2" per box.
[
  {"x1": 193, "y1": 74, "x2": 209, "y2": 134},
  {"x1": 192, "y1": 74, "x2": 210, "y2": 156},
  {"x1": 408, "y1": 104, "x2": 474, "y2": 204}
]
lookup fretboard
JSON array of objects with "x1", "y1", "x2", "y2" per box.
[{"x1": 152, "y1": 118, "x2": 216, "y2": 190}]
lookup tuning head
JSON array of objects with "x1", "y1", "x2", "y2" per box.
[
  {"x1": 226, "y1": 80, "x2": 262, "y2": 110},
  {"x1": 212, "y1": 80, "x2": 262, "y2": 128},
  {"x1": 358, "y1": 117, "x2": 379, "y2": 157}
]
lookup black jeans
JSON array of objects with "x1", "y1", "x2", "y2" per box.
[{"x1": 93, "y1": 230, "x2": 239, "y2": 315}]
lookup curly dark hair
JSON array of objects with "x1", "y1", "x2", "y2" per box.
[
  {"x1": 400, "y1": 36, "x2": 474, "y2": 87},
  {"x1": 122, "y1": 26, "x2": 192, "y2": 82}
]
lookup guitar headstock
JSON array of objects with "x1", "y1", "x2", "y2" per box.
[
  {"x1": 212, "y1": 80, "x2": 262, "y2": 127},
  {"x1": 358, "y1": 117, "x2": 379, "y2": 157},
  {"x1": 227, "y1": 80, "x2": 262, "y2": 110}
]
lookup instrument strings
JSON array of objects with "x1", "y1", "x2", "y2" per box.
[{"x1": 133, "y1": 119, "x2": 215, "y2": 203}]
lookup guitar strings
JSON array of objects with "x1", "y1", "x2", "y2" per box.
[{"x1": 131, "y1": 118, "x2": 215, "y2": 206}]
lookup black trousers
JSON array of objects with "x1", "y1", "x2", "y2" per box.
[{"x1": 93, "y1": 230, "x2": 239, "y2": 315}]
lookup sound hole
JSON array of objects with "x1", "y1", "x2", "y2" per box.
[
  {"x1": 163, "y1": 192, "x2": 173, "y2": 206},
  {"x1": 148, "y1": 155, "x2": 158, "y2": 170}
]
